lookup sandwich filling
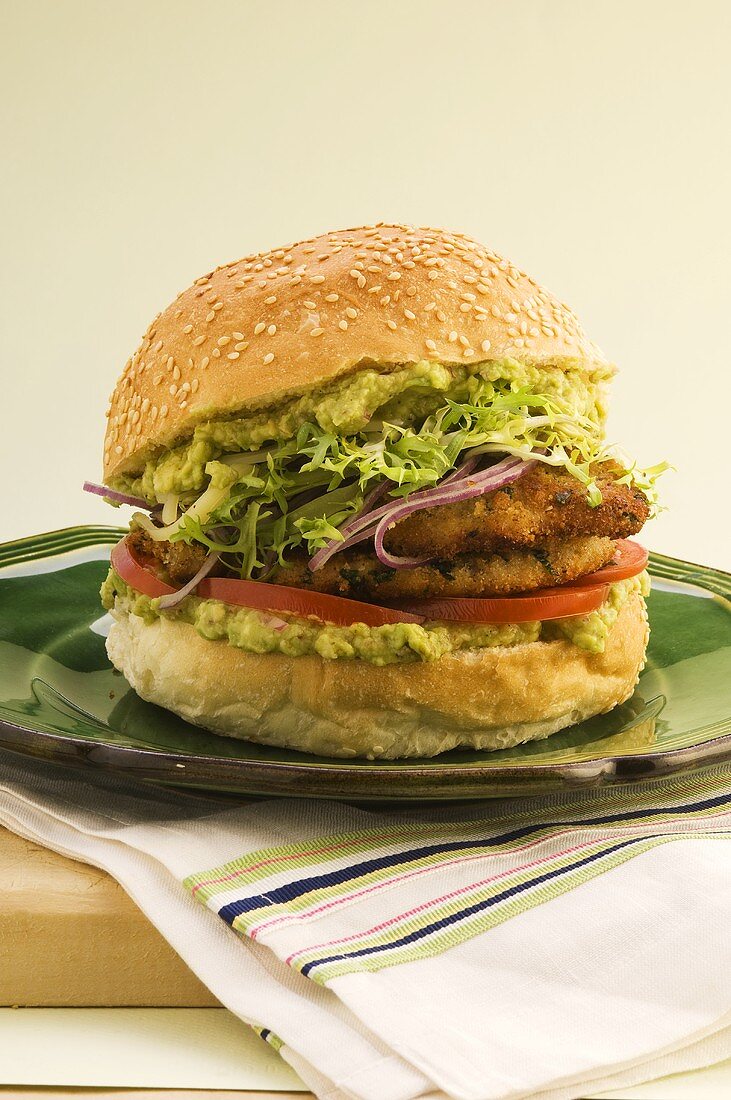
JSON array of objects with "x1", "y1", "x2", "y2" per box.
[
  {"x1": 102, "y1": 568, "x2": 650, "y2": 665},
  {"x1": 104, "y1": 358, "x2": 664, "y2": 605}
]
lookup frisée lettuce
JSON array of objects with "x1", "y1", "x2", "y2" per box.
[{"x1": 113, "y1": 358, "x2": 666, "y2": 579}]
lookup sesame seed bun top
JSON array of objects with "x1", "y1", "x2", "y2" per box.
[{"x1": 103, "y1": 223, "x2": 608, "y2": 482}]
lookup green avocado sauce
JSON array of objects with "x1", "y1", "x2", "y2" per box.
[
  {"x1": 111, "y1": 358, "x2": 610, "y2": 500},
  {"x1": 101, "y1": 569, "x2": 648, "y2": 665}
]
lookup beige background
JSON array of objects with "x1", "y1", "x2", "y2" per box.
[{"x1": 1, "y1": 0, "x2": 729, "y2": 568}]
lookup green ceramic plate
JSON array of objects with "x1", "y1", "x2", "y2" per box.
[{"x1": 0, "y1": 526, "x2": 730, "y2": 800}]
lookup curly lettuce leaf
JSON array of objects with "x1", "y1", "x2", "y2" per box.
[{"x1": 163, "y1": 378, "x2": 664, "y2": 578}]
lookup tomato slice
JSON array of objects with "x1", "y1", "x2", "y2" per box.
[
  {"x1": 110, "y1": 538, "x2": 424, "y2": 628},
  {"x1": 197, "y1": 577, "x2": 425, "y2": 627},
  {"x1": 110, "y1": 534, "x2": 641, "y2": 631},
  {"x1": 389, "y1": 583, "x2": 610, "y2": 624},
  {"x1": 111, "y1": 539, "x2": 176, "y2": 598},
  {"x1": 565, "y1": 539, "x2": 648, "y2": 587}
]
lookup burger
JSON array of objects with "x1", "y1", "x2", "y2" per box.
[{"x1": 89, "y1": 224, "x2": 664, "y2": 759}]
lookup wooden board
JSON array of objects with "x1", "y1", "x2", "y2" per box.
[{"x1": 0, "y1": 827, "x2": 219, "y2": 1007}]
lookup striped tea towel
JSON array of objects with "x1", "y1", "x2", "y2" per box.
[{"x1": 0, "y1": 751, "x2": 729, "y2": 1100}]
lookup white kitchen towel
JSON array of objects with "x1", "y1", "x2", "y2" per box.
[{"x1": 0, "y1": 750, "x2": 729, "y2": 1100}]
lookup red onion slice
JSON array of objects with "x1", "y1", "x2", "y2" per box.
[
  {"x1": 83, "y1": 481, "x2": 151, "y2": 510},
  {"x1": 256, "y1": 611, "x2": 289, "y2": 632},
  {"x1": 156, "y1": 552, "x2": 220, "y2": 609},
  {"x1": 307, "y1": 482, "x2": 390, "y2": 572},
  {"x1": 373, "y1": 457, "x2": 535, "y2": 569},
  {"x1": 308, "y1": 457, "x2": 483, "y2": 572}
]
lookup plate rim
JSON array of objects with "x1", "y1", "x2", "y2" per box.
[{"x1": 1, "y1": 524, "x2": 730, "y2": 797}]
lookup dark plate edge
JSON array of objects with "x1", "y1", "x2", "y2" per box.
[{"x1": 1, "y1": 526, "x2": 730, "y2": 798}]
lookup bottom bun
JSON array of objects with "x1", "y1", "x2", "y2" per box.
[{"x1": 105, "y1": 593, "x2": 649, "y2": 759}]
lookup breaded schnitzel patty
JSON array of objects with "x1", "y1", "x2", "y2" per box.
[
  {"x1": 270, "y1": 536, "x2": 616, "y2": 600},
  {"x1": 386, "y1": 462, "x2": 649, "y2": 558}
]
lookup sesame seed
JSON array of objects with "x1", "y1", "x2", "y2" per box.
[
  {"x1": 115, "y1": 445, "x2": 123, "y2": 454},
  {"x1": 172, "y1": 365, "x2": 181, "y2": 381},
  {"x1": 169, "y1": 384, "x2": 177, "y2": 396},
  {"x1": 264, "y1": 295, "x2": 277, "y2": 304},
  {"x1": 267, "y1": 324, "x2": 277, "y2": 335},
  {"x1": 182, "y1": 324, "x2": 193, "y2": 334},
  {"x1": 404, "y1": 309, "x2": 416, "y2": 320},
  {"x1": 234, "y1": 341, "x2": 247, "y2": 351},
  {"x1": 428, "y1": 270, "x2": 439, "y2": 280},
  {"x1": 310, "y1": 274, "x2": 325, "y2": 283},
  {"x1": 339, "y1": 319, "x2": 348, "y2": 330},
  {"x1": 254, "y1": 322, "x2": 266, "y2": 335},
  {"x1": 228, "y1": 352, "x2": 240, "y2": 360},
  {"x1": 387, "y1": 272, "x2": 401, "y2": 281},
  {"x1": 212, "y1": 348, "x2": 221, "y2": 358},
  {"x1": 191, "y1": 378, "x2": 199, "y2": 393},
  {"x1": 166, "y1": 356, "x2": 174, "y2": 369},
  {"x1": 310, "y1": 328, "x2": 324, "y2": 337},
  {"x1": 160, "y1": 405, "x2": 168, "y2": 418},
  {"x1": 206, "y1": 311, "x2": 215, "y2": 323},
  {"x1": 463, "y1": 348, "x2": 475, "y2": 358},
  {"x1": 481, "y1": 339, "x2": 492, "y2": 352},
  {"x1": 448, "y1": 331, "x2": 458, "y2": 342},
  {"x1": 218, "y1": 336, "x2": 231, "y2": 346},
  {"x1": 192, "y1": 335, "x2": 205, "y2": 346},
  {"x1": 425, "y1": 338, "x2": 437, "y2": 352},
  {"x1": 367, "y1": 285, "x2": 382, "y2": 294},
  {"x1": 233, "y1": 331, "x2": 245, "y2": 340},
  {"x1": 345, "y1": 306, "x2": 358, "y2": 319},
  {"x1": 325, "y1": 293, "x2": 339, "y2": 302},
  {"x1": 380, "y1": 295, "x2": 390, "y2": 306},
  {"x1": 458, "y1": 335, "x2": 470, "y2": 347},
  {"x1": 201, "y1": 356, "x2": 210, "y2": 367},
  {"x1": 386, "y1": 319, "x2": 398, "y2": 330},
  {"x1": 154, "y1": 340, "x2": 163, "y2": 352},
  {"x1": 303, "y1": 300, "x2": 317, "y2": 309},
  {"x1": 153, "y1": 373, "x2": 162, "y2": 385},
  {"x1": 460, "y1": 303, "x2": 472, "y2": 313}
]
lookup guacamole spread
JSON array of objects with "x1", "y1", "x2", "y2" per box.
[
  {"x1": 113, "y1": 358, "x2": 610, "y2": 500},
  {"x1": 101, "y1": 569, "x2": 648, "y2": 665}
]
